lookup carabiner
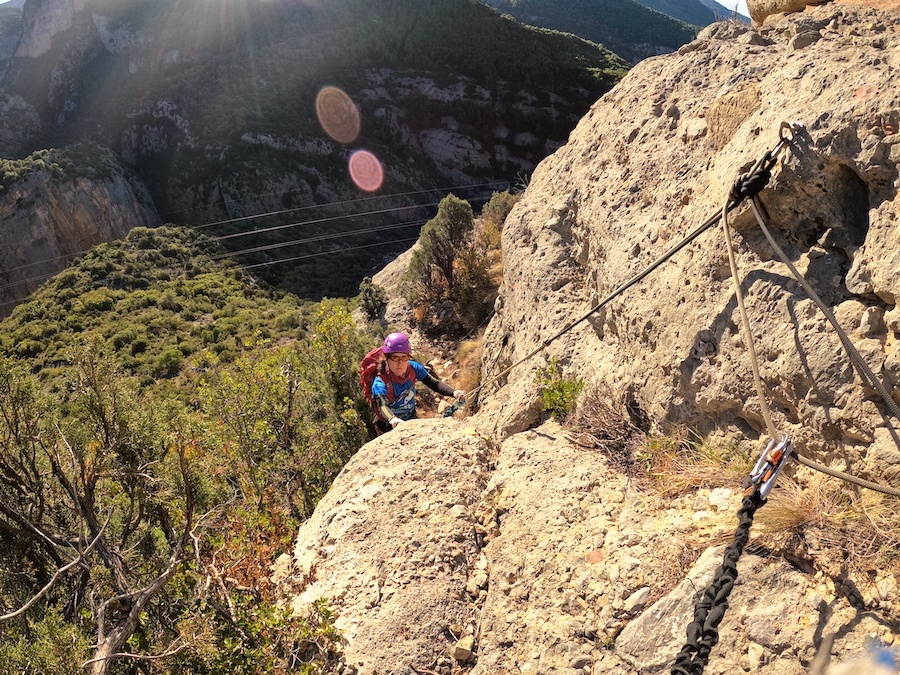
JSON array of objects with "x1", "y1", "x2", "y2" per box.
[
  {"x1": 747, "y1": 434, "x2": 793, "y2": 499},
  {"x1": 779, "y1": 120, "x2": 805, "y2": 145}
]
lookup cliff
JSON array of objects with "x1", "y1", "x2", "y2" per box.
[
  {"x1": 0, "y1": 145, "x2": 159, "y2": 316},
  {"x1": 277, "y1": 4, "x2": 900, "y2": 674},
  {"x1": 0, "y1": 0, "x2": 627, "y2": 305}
]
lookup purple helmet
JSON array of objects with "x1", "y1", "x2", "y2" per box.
[{"x1": 382, "y1": 332, "x2": 411, "y2": 355}]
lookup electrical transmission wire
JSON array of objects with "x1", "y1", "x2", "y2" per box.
[
  {"x1": 178, "y1": 180, "x2": 508, "y2": 230},
  {"x1": 210, "y1": 203, "x2": 439, "y2": 242},
  {"x1": 241, "y1": 236, "x2": 422, "y2": 270},
  {"x1": 208, "y1": 219, "x2": 428, "y2": 260},
  {"x1": 0, "y1": 180, "x2": 503, "y2": 296},
  {"x1": 0, "y1": 178, "x2": 506, "y2": 313}
]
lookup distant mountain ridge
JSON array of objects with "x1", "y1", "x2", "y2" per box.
[
  {"x1": 478, "y1": 0, "x2": 699, "y2": 63},
  {"x1": 0, "y1": 0, "x2": 627, "y2": 311},
  {"x1": 633, "y1": 0, "x2": 747, "y2": 25}
]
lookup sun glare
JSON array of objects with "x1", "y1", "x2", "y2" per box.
[
  {"x1": 348, "y1": 150, "x2": 384, "y2": 192},
  {"x1": 315, "y1": 86, "x2": 361, "y2": 144}
]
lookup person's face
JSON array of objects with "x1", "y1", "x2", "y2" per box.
[{"x1": 387, "y1": 352, "x2": 410, "y2": 375}]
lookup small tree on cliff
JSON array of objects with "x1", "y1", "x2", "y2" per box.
[
  {"x1": 405, "y1": 194, "x2": 479, "y2": 332},
  {"x1": 408, "y1": 194, "x2": 474, "y2": 302}
]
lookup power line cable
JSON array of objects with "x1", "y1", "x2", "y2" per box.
[
  {"x1": 0, "y1": 183, "x2": 501, "y2": 292},
  {"x1": 209, "y1": 220, "x2": 428, "y2": 260},
  {"x1": 210, "y1": 204, "x2": 439, "y2": 242},
  {"x1": 0, "y1": 218, "x2": 424, "y2": 302},
  {"x1": 241, "y1": 237, "x2": 421, "y2": 270},
  {"x1": 170, "y1": 180, "x2": 508, "y2": 227}
]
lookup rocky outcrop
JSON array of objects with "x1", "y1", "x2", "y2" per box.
[
  {"x1": 747, "y1": 0, "x2": 830, "y2": 24},
  {"x1": 273, "y1": 420, "x2": 494, "y2": 674},
  {"x1": 15, "y1": 0, "x2": 87, "y2": 58},
  {"x1": 0, "y1": 152, "x2": 159, "y2": 317},
  {"x1": 280, "y1": 5, "x2": 900, "y2": 674},
  {"x1": 0, "y1": 93, "x2": 41, "y2": 156},
  {"x1": 280, "y1": 416, "x2": 896, "y2": 674},
  {"x1": 481, "y1": 3, "x2": 900, "y2": 480},
  {"x1": 750, "y1": 0, "x2": 900, "y2": 25}
]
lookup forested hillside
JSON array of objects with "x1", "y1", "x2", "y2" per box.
[
  {"x1": 0, "y1": 226, "x2": 379, "y2": 673},
  {"x1": 633, "y1": 0, "x2": 738, "y2": 26},
  {"x1": 479, "y1": 0, "x2": 699, "y2": 62},
  {"x1": 0, "y1": 0, "x2": 627, "y2": 309}
]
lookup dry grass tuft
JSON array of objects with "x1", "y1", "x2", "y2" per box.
[
  {"x1": 638, "y1": 426, "x2": 754, "y2": 497},
  {"x1": 753, "y1": 474, "x2": 900, "y2": 582},
  {"x1": 755, "y1": 475, "x2": 853, "y2": 534},
  {"x1": 454, "y1": 336, "x2": 483, "y2": 393}
]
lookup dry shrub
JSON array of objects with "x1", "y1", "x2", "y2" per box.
[
  {"x1": 455, "y1": 337, "x2": 483, "y2": 393},
  {"x1": 638, "y1": 426, "x2": 754, "y2": 497},
  {"x1": 564, "y1": 385, "x2": 646, "y2": 474}
]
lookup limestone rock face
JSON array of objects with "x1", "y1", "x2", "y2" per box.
[
  {"x1": 0, "y1": 94, "x2": 42, "y2": 156},
  {"x1": 282, "y1": 5, "x2": 900, "y2": 674},
  {"x1": 0, "y1": 154, "x2": 158, "y2": 317},
  {"x1": 747, "y1": 0, "x2": 830, "y2": 24},
  {"x1": 15, "y1": 0, "x2": 88, "y2": 58},
  {"x1": 750, "y1": 0, "x2": 900, "y2": 24},
  {"x1": 282, "y1": 418, "x2": 897, "y2": 674},
  {"x1": 481, "y1": 3, "x2": 900, "y2": 480},
  {"x1": 274, "y1": 420, "x2": 493, "y2": 674}
]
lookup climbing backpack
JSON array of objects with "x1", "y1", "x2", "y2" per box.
[
  {"x1": 359, "y1": 346, "x2": 385, "y2": 404},
  {"x1": 359, "y1": 347, "x2": 418, "y2": 414}
]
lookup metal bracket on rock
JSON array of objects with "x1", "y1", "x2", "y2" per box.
[{"x1": 747, "y1": 434, "x2": 793, "y2": 499}]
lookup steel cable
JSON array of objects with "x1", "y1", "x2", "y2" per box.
[{"x1": 466, "y1": 126, "x2": 793, "y2": 401}]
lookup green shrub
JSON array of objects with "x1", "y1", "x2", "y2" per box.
[
  {"x1": 536, "y1": 356, "x2": 584, "y2": 419},
  {"x1": 0, "y1": 608, "x2": 92, "y2": 675},
  {"x1": 131, "y1": 338, "x2": 148, "y2": 355},
  {"x1": 154, "y1": 347, "x2": 184, "y2": 377},
  {"x1": 15, "y1": 339, "x2": 42, "y2": 358},
  {"x1": 482, "y1": 190, "x2": 519, "y2": 230},
  {"x1": 358, "y1": 276, "x2": 387, "y2": 320}
]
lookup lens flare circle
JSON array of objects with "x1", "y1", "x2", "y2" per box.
[
  {"x1": 348, "y1": 150, "x2": 384, "y2": 192},
  {"x1": 315, "y1": 86, "x2": 361, "y2": 144}
]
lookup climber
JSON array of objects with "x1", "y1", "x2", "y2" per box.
[{"x1": 364, "y1": 332, "x2": 465, "y2": 434}]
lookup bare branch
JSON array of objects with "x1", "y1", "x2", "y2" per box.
[
  {"x1": 0, "y1": 518, "x2": 108, "y2": 622},
  {"x1": 81, "y1": 636, "x2": 188, "y2": 667},
  {"x1": 88, "y1": 441, "x2": 197, "y2": 674}
]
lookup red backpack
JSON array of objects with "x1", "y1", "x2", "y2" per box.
[
  {"x1": 359, "y1": 347, "x2": 417, "y2": 407},
  {"x1": 359, "y1": 346, "x2": 385, "y2": 404}
]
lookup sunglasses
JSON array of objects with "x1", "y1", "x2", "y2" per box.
[{"x1": 388, "y1": 354, "x2": 411, "y2": 362}]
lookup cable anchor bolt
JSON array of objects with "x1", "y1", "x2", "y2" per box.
[{"x1": 747, "y1": 433, "x2": 793, "y2": 499}]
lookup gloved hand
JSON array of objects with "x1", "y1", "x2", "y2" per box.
[
  {"x1": 453, "y1": 389, "x2": 466, "y2": 401},
  {"x1": 389, "y1": 417, "x2": 404, "y2": 428}
]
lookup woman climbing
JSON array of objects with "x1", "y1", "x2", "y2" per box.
[{"x1": 368, "y1": 332, "x2": 465, "y2": 434}]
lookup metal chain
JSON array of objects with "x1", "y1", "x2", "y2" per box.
[{"x1": 670, "y1": 489, "x2": 767, "y2": 675}]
